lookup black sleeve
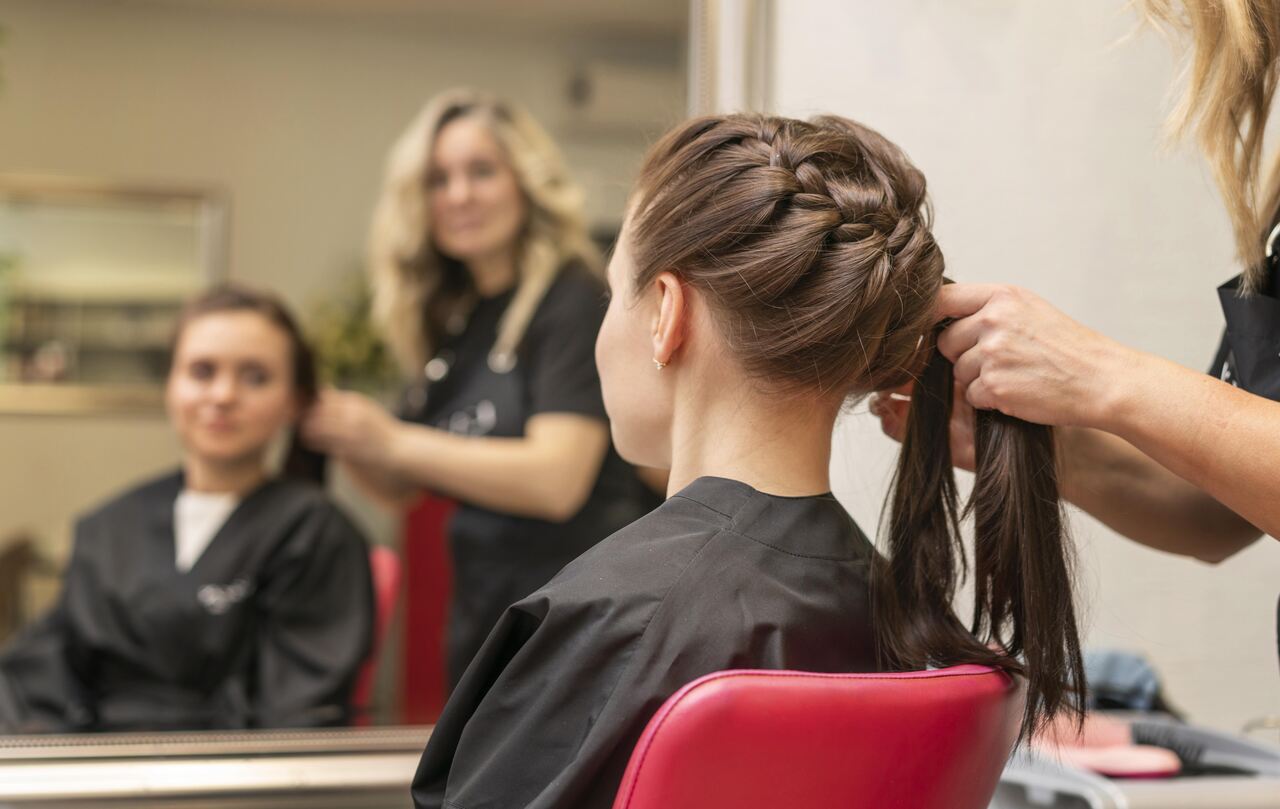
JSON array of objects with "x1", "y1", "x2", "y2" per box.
[
  {"x1": 0, "y1": 525, "x2": 98, "y2": 733},
  {"x1": 252, "y1": 505, "x2": 374, "y2": 728},
  {"x1": 523, "y1": 271, "x2": 609, "y2": 421},
  {"x1": 0, "y1": 611, "x2": 82, "y2": 733}
]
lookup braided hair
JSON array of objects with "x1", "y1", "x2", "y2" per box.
[{"x1": 629, "y1": 113, "x2": 1084, "y2": 738}]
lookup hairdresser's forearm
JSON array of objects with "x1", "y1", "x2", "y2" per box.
[
  {"x1": 380, "y1": 418, "x2": 608, "y2": 522},
  {"x1": 1080, "y1": 348, "x2": 1279, "y2": 542},
  {"x1": 339, "y1": 459, "x2": 420, "y2": 511},
  {"x1": 1057, "y1": 425, "x2": 1262, "y2": 561}
]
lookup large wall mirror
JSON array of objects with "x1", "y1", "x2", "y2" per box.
[{"x1": 0, "y1": 0, "x2": 689, "y2": 773}]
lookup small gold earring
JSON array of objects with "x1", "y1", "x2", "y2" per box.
[{"x1": 653, "y1": 358, "x2": 667, "y2": 370}]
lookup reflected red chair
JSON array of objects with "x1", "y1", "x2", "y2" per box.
[
  {"x1": 612, "y1": 665, "x2": 1024, "y2": 809},
  {"x1": 352, "y1": 545, "x2": 403, "y2": 725}
]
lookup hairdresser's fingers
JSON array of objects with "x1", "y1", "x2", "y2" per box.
[
  {"x1": 963, "y1": 375, "x2": 998, "y2": 413},
  {"x1": 302, "y1": 403, "x2": 339, "y2": 436},
  {"x1": 300, "y1": 395, "x2": 364, "y2": 453},
  {"x1": 312, "y1": 387, "x2": 348, "y2": 407},
  {"x1": 302, "y1": 402, "x2": 347, "y2": 437},
  {"x1": 299, "y1": 415, "x2": 336, "y2": 451},
  {"x1": 319, "y1": 390, "x2": 375, "y2": 424},
  {"x1": 935, "y1": 283, "x2": 1002, "y2": 322},
  {"x1": 951, "y1": 345, "x2": 986, "y2": 390},
  {"x1": 306, "y1": 392, "x2": 353, "y2": 430},
  {"x1": 936, "y1": 313, "x2": 987, "y2": 363}
]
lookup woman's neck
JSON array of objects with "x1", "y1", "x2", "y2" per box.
[
  {"x1": 467, "y1": 249, "x2": 519, "y2": 298},
  {"x1": 183, "y1": 455, "x2": 268, "y2": 496},
  {"x1": 664, "y1": 382, "x2": 838, "y2": 499}
]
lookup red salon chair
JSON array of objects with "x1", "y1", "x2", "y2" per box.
[
  {"x1": 612, "y1": 665, "x2": 1023, "y2": 809},
  {"x1": 352, "y1": 545, "x2": 403, "y2": 724}
]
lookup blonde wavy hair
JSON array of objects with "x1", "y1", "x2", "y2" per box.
[
  {"x1": 1142, "y1": 0, "x2": 1280, "y2": 292},
  {"x1": 369, "y1": 88, "x2": 601, "y2": 376}
]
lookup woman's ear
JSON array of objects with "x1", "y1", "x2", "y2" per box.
[{"x1": 651, "y1": 271, "x2": 687, "y2": 366}]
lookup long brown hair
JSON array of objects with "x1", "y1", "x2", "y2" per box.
[
  {"x1": 170, "y1": 284, "x2": 324, "y2": 483},
  {"x1": 629, "y1": 113, "x2": 1084, "y2": 737}
]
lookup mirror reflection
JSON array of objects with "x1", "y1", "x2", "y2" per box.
[{"x1": 0, "y1": 0, "x2": 688, "y2": 738}]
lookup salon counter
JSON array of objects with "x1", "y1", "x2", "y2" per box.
[{"x1": 0, "y1": 725, "x2": 431, "y2": 808}]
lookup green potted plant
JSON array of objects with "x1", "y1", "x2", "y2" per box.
[{"x1": 307, "y1": 271, "x2": 400, "y2": 396}]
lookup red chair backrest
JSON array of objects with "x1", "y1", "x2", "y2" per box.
[
  {"x1": 351, "y1": 545, "x2": 403, "y2": 723},
  {"x1": 613, "y1": 665, "x2": 1024, "y2": 809}
]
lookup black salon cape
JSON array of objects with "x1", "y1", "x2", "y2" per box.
[
  {"x1": 0, "y1": 470, "x2": 374, "y2": 732},
  {"x1": 1209, "y1": 246, "x2": 1280, "y2": 670},
  {"x1": 401, "y1": 264, "x2": 659, "y2": 686},
  {"x1": 411, "y1": 476, "x2": 880, "y2": 809}
]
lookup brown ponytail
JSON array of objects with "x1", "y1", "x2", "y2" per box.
[
  {"x1": 882, "y1": 341, "x2": 1084, "y2": 738},
  {"x1": 630, "y1": 112, "x2": 1087, "y2": 737}
]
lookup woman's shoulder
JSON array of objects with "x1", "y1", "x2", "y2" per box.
[
  {"x1": 522, "y1": 496, "x2": 730, "y2": 616},
  {"x1": 540, "y1": 485, "x2": 876, "y2": 624},
  {"x1": 260, "y1": 476, "x2": 333, "y2": 511},
  {"x1": 76, "y1": 468, "x2": 183, "y2": 533},
  {"x1": 258, "y1": 478, "x2": 368, "y2": 545}
]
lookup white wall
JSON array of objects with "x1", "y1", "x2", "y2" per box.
[{"x1": 772, "y1": 0, "x2": 1280, "y2": 731}]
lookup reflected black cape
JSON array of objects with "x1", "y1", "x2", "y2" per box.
[
  {"x1": 0, "y1": 470, "x2": 374, "y2": 732},
  {"x1": 412, "y1": 476, "x2": 880, "y2": 809}
]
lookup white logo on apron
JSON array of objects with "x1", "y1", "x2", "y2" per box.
[{"x1": 197, "y1": 578, "x2": 253, "y2": 615}]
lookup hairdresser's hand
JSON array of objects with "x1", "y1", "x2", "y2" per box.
[
  {"x1": 869, "y1": 382, "x2": 977, "y2": 472},
  {"x1": 301, "y1": 389, "x2": 402, "y2": 467},
  {"x1": 936, "y1": 284, "x2": 1132, "y2": 428}
]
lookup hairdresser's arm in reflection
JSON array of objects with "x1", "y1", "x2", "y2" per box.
[
  {"x1": 304, "y1": 389, "x2": 608, "y2": 522},
  {"x1": 0, "y1": 287, "x2": 373, "y2": 733},
  {"x1": 872, "y1": 284, "x2": 1269, "y2": 560}
]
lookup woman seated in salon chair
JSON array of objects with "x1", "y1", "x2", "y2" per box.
[{"x1": 0, "y1": 285, "x2": 373, "y2": 733}]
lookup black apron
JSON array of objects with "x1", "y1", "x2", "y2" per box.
[
  {"x1": 400, "y1": 267, "x2": 658, "y2": 689},
  {"x1": 1207, "y1": 220, "x2": 1280, "y2": 672}
]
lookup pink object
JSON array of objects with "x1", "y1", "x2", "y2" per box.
[
  {"x1": 1033, "y1": 713, "x2": 1181, "y2": 778},
  {"x1": 612, "y1": 665, "x2": 1024, "y2": 809},
  {"x1": 1037, "y1": 711, "x2": 1132, "y2": 748},
  {"x1": 352, "y1": 545, "x2": 403, "y2": 724},
  {"x1": 1046, "y1": 744, "x2": 1182, "y2": 779}
]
